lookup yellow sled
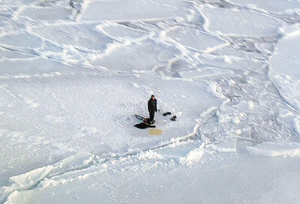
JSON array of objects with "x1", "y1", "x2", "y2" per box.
[{"x1": 148, "y1": 129, "x2": 163, "y2": 135}]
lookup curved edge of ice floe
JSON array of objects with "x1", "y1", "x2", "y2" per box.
[
  {"x1": 246, "y1": 142, "x2": 300, "y2": 158},
  {"x1": 278, "y1": 25, "x2": 300, "y2": 39},
  {"x1": 268, "y1": 26, "x2": 300, "y2": 113},
  {"x1": 195, "y1": 5, "x2": 210, "y2": 32}
]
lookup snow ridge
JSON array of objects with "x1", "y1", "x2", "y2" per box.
[
  {"x1": 2, "y1": 0, "x2": 300, "y2": 203},
  {"x1": 1, "y1": 153, "x2": 94, "y2": 203}
]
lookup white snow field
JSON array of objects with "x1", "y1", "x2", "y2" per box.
[{"x1": 1, "y1": 0, "x2": 300, "y2": 203}]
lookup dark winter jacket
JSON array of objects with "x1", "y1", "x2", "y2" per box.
[{"x1": 148, "y1": 98, "x2": 157, "y2": 112}]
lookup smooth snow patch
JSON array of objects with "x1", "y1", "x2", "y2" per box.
[{"x1": 202, "y1": 7, "x2": 283, "y2": 36}]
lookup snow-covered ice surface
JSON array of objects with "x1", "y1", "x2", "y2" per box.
[{"x1": 1, "y1": 0, "x2": 300, "y2": 203}]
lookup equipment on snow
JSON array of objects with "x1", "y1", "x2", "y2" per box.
[
  {"x1": 135, "y1": 114, "x2": 146, "y2": 121},
  {"x1": 171, "y1": 115, "x2": 177, "y2": 121},
  {"x1": 134, "y1": 111, "x2": 176, "y2": 130},
  {"x1": 163, "y1": 112, "x2": 172, "y2": 116},
  {"x1": 134, "y1": 114, "x2": 156, "y2": 129},
  {"x1": 162, "y1": 112, "x2": 176, "y2": 121},
  {"x1": 134, "y1": 122, "x2": 156, "y2": 129},
  {"x1": 135, "y1": 114, "x2": 155, "y2": 124}
]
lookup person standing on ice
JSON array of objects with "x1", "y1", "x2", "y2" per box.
[{"x1": 148, "y1": 95, "x2": 157, "y2": 123}]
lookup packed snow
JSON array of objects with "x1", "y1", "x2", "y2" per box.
[{"x1": 1, "y1": 0, "x2": 300, "y2": 203}]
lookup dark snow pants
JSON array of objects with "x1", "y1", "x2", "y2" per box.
[{"x1": 149, "y1": 110, "x2": 155, "y2": 121}]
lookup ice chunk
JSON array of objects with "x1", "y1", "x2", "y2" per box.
[
  {"x1": 50, "y1": 152, "x2": 94, "y2": 177},
  {"x1": 179, "y1": 144, "x2": 205, "y2": 166},
  {"x1": 9, "y1": 166, "x2": 53, "y2": 190},
  {"x1": 247, "y1": 142, "x2": 300, "y2": 158}
]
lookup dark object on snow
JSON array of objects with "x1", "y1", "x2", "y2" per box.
[
  {"x1": 171, "y1": 115, "x2": 177, "y2": 121},
  {"x1": 163, "y1": 112, "x2": 172, "y2": 116},
  {"x1": 135, "y1": 114, "x2": 156, "y2": 129},
  {"x1": 134, "y1": 122, "x2": 156, "y2": 129},
  {"x1": 135, "y1": 114, "x2": 155, "y2": 124},
  {"x1": 144, "y1": 118, "x2": 155, "y2": 124}
]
